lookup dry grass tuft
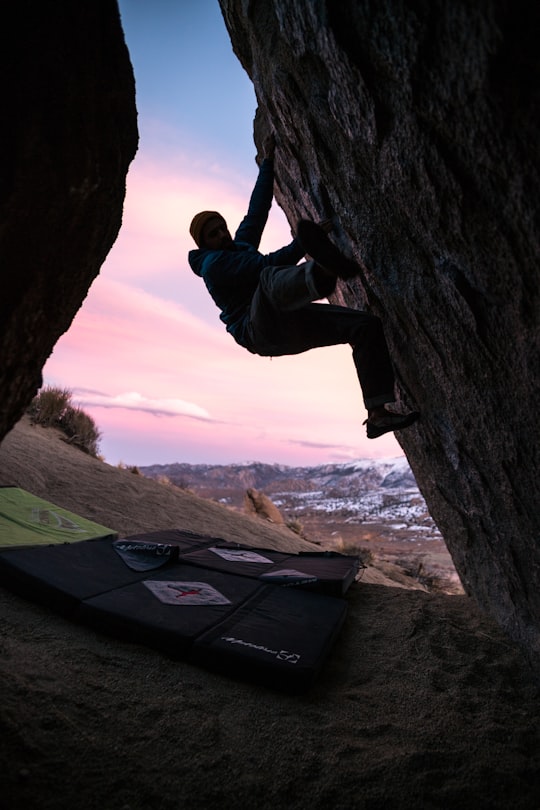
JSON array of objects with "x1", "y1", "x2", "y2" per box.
[{"x1": 27, "y1": 385, "x2": 101, "y2": 457}]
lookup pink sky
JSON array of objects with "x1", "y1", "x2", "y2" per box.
[
  {"x1": 43, "y1": 152, "x2": 402, "y2": 466},
  {"x1": 41, "y1": 4, "x2": 404, "y2": 468}
]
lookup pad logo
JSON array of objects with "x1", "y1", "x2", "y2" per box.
[
  {"x1": 260, "y1": 568, "x2": 318, "y2": 585},
  {"x1": 209, "y1": 547, "x2": 273, "y2": 564},
  {"x1": 277, "y1": 651, "x2": 300, "y2": 664},
  {"x1": 31, "y1": 508, "x2": 86, "y2": 532},
  {"x1": 144, "y1": 580, "x2": 231, "y2": 606},
  {"x1": 116, "y1": 542, "x2": 172, "y2": 556},
  {"x1": 221, "y1": 636, "x2": 301, "y2": 664}
]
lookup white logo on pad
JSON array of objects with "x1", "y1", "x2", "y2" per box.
[
  {"x1": 144, "y1": 580, "x2": 231, "y2": 606},
  {"x1": 209, "y1": 547, "x2": 273, "y2": 564}
]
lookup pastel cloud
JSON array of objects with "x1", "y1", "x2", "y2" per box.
[{"x1": 72, "y1": 389, "x2": 212, "y2": 421}]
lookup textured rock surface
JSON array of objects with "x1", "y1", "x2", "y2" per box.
[
  {"x1": 0, "y1": 1, "x2": 138, "y2": 441},
  {"x1": 220, "y1": 1, "x2": 540, "y2": 664}
]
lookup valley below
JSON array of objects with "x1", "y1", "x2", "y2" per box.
[{"x1": 140, "y1": 456, "x2": 463, "y2": 594}]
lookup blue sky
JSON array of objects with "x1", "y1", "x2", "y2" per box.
[
  {"x1": 42, "y1": 0, "x2": 403, "y2": 466},
  {"x1": 119, "y1": 1, "x2": 257, "y2": 173}
]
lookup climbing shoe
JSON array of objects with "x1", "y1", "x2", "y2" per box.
[
  {"x1": 297, "y1": 220, "x2": 359, "y2": 280},
  {"x1": 364, "y1": 410, "x2": 420, "y2": 439}
]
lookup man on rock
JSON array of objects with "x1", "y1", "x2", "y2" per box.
[{"x1": 188, "y1": 137, "x2": 419, "y2": 439}]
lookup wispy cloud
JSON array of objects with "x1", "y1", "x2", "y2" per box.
[
  {"x1": 285, "y1": 438, "x2": 357, "y2": 452},
  {"x1": 72, "y1": 389, "x2": 212, "y2": 420}
]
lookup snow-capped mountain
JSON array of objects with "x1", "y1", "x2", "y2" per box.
[{"x1": 139, "y1": 457, "x2": 439, "y2": 538}]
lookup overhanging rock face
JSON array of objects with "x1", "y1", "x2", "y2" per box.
[
  {"x1": 220, "y1": 1, "x2": 540, "y2": 665},
  {"x1": 0, "y1": 1, "x2": 138, "y2": 441}
]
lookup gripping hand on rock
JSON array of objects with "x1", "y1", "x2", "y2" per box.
[
  {"x1": 256, "y1": 132, "x2": 276, "y2": 165},
  {"x1": 262, "y1": 132, "x2": 276, "y2": 161}
]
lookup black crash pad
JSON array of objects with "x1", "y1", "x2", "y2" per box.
[{"x1": 0, "y1": 533, "x2": 351, "y2": 692}]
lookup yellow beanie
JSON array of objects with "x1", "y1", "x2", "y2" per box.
[{"x1": 189, "y1": 211, "x2": 224, "y2": 247}]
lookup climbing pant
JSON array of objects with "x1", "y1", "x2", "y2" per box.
[{"x1": 242, "y1": 263, "x2": 396, "y2": 410}]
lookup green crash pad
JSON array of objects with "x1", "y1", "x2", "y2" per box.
[{"x1": 0, "y1": 487, "x2": 117, "y2": 547}]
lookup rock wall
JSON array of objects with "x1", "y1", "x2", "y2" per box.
[
  {"x1": 220, "y1": 1, "x2": 540, "y2": 666},
  {"x1": 0, "y1": 1, "x2": 138, "y2": 442}
]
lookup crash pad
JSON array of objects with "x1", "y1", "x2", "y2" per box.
[
  {"x1": 0, "y1": 486, "x2": 117, "y2": 547},
  {"x1": 0, "y1": 531, "x2": 352, "y2": 691}
]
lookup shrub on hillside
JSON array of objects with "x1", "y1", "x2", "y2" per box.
[
  {"x1": 286, "y1": 519, "x2": 305, "y2": 537},
  {"x1": 28, "y1": 386, "x2": 101, "y2": 457},
  {"x1": 58, "y1": 404, "x2": 101, "y2": 457},
  {"x1": 27, "y1": 385, "x2": 72, "y2": 427},
  {"x1": 333, "y1": 537, "x2": 373, "y2": 565},
  {"x1": 117, "y1": 462, "x2": 142, "y2": 475}
]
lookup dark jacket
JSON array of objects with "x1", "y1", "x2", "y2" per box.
[{"x1": 188, "y1": 159, "x2": 304, "y2": 348}]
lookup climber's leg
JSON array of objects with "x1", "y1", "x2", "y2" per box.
[
  {"x1": 248, "y1": 300, "x2": 391, "y2": 404},
  {"x1": 245, "y1": 300, "x2": 419, "y2": 436},
  {"x1": 255, "y1": 261, "x2": 336, "y2": 313}
]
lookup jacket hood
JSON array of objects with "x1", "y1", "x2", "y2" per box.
[{"x1": 188, "y1": 248, "x2": 207, "y2": 277}]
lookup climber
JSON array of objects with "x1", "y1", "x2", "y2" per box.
[{"x1": 187, "y1": 136, "x2": 419, "y2": 439}]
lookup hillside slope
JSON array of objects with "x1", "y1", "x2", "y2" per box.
[
  {"x1": 0, "y1": 417, "x2": 315, "y2": 552},
  {"x1": 0, "y1": 417, "x2": 432, "y2": 589},
  {"x1": 0, "y1": 418, "x2": 539, "y2": 810}
]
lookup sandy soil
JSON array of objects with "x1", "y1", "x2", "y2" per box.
[{"x1": 0, "y1": 418, "x2": 539, "y2": 810}]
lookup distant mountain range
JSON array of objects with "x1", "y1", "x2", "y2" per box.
[
  {"x1": 140, "y1": 456, "x2": 416, "y2": 496},
  {"x1": 139, "y1": 457, "x2": 441, "y2": 542}
]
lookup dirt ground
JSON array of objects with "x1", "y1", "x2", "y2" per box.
[{"x1": 0, "y1": 418, "x2": 539, "y2": 810}]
